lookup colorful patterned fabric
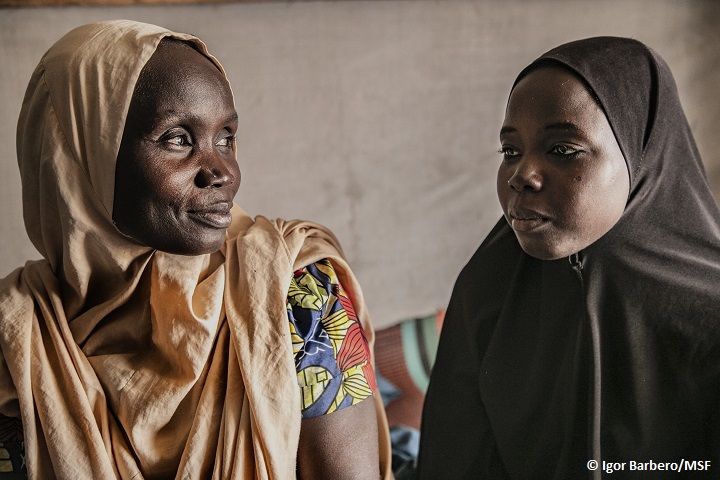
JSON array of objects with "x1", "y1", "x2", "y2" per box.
[
  {"x1": 0, "y1": 259, "x2": 378, "y2": 476},
  {"x1": 288, "y1": 259, "x2": 377, "y2": 418},
  {"x1": 0, "y1": 415, "x2": 25, "y2": 478},
  {"x1": 0, "y1": 442, "x2": 26, "y2": 478},
  {"x1": 374, "y1": 311, "x2": 444, "y2": 429}
]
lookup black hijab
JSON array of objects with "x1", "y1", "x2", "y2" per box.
[{"x1": 419, "y1": 37, "x2": 720, "y2": 479}]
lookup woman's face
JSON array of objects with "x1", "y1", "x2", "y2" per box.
[
  {"x1": 497, "y1": 66, "x2": 629, "y2": 260},
  {"x1": 113, "y1": 40, "x2": 240, "y2": 255}
]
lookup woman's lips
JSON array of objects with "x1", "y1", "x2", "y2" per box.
[
  {"x1": 188, "y1": 203, "x2": 233, "y2": 229},
  {"x1": 508, "y1": 209, "x2": 549, "y2": 232}
]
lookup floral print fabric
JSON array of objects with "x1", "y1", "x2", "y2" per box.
[
  {"x1": 288, "y1": 259, "x2": 377, "y2": 418},
  {"x1": 0, "y1": 259, "x2": 378, "y2": 476},
  {"x1": 0, "y1": 415, "x2": 24, "y2": 477},
  {"x1": 0, "y1": 442, "x2": 25, "y2": 477}
]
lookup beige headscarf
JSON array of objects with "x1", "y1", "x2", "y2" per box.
[{"x1": 0, "y1": 20, "x2": 391, "y2": 479}]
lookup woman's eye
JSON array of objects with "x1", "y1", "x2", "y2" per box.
[
  {"x1": 549, "y1": 144, "x2": 580, "y2": 157},
  {"x1": 216, "y1": 135, "x2": 236, "y2": 148},
  {"x1": 166, "y1": 135, "x2": 191, "y2": 147},
  {"x1": 499, "y1": 146, "x2": 520, "y2": 158}
]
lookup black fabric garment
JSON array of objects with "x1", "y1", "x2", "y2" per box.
[{"x1": 419, "y1": 37, "x2": 720, "y2": 479}]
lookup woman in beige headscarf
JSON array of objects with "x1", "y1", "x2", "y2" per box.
[{"x1": 0, "y1": 20, "x2": 391, "y2": 479}]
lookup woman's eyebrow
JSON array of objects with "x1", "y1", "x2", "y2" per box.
[
  {"x1": 499, "y1": 126, "x2": 516, "y2": 137},
  {"x1": 499, "y1": 122, "x2": 582, "y2": 138},
  {"x1": 152, "y1": 110, "x2": 239, "y2": 125},
  {"x1": 544, "y1": 121, "x2": 581, "y2": 132}
]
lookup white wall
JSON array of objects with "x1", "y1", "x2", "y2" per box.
[{"x1": 1, "y1": 0, "x2": 719, "y2": 327}]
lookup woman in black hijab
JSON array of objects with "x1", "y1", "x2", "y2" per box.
[{"x1": 418, "y1": 37, "x2": 720, "y2": 479}]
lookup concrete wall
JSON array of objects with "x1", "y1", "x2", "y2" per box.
[{"x1": 1, "y1": 0, "x2": 719, "y2": 328}]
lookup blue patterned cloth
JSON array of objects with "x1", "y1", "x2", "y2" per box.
[{"x1": 287, "y1": 259, "x2": 376, "y2": 418}]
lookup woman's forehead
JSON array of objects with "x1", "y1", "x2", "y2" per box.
[
  {"x1": 139, "y1": 40, "x2": 220, "y2": 86},
  {"x1": 131, "y1": 40, "x2": 231, "y2": 111},
  {"x1": 503, "y1": 67, "x2": 605, "y2": 133}
]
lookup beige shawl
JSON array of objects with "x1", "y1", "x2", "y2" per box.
[{"x1": 0, "y1": 20, "x2": 391, "y2": 479}]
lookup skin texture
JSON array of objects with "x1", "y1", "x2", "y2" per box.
[
  {"x1": 113, "y1": 40, "x2": 380, "y2": 476},
  {"x1": 497, "y1": 66, "x2": 630, "y2": 260},
  {"x1": 297, "y1": 396, "x2": 380, "y2": 480},
  {"x1": 113, "y1": 40, "x2": 240, "y2": 256}
]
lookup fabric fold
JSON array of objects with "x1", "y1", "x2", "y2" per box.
[
  {"x1": 420, "y1": 37, "x2": 720, "y2": 480},
  {"x1": 0, "y1": 20, "x2": 391, "y2": 479}
]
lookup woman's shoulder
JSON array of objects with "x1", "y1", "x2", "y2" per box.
[
  {"x1": 227, "y1": 205, "x2": 338, "y2": 244},
  {"x1": 265, "y1": 217, "x2": 338, "y2": 240},
  {"x1": 287, "y1": 259, "x2": 376, "y2": 418},
  {"x1": 0, "y1": 262, "x2": 48, "y2": 320},
  {"x1": 445, "y1": 218, "x2": 525, "y2": 329},
  {"x1": 461, "y1": 218, "x2": 523, "y2": 280},
  {"x1": 234, "y1": 211, "x2": 346, "y2": 268}
]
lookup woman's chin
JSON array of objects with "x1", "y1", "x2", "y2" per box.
[{"x1": 517, "y1": 237, "x2": 577, "y2": 261}]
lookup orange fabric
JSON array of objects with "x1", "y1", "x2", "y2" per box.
[{"x1": 0, "y1": 20, "x2": 391, "y2": 479}]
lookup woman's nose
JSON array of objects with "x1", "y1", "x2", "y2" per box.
[
  {"x1": 507, "y1": 158, "x2": 542, "y2": 192},
  {"x1": 195, "y1": 154, "x2": 236, "y2": 189}
]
